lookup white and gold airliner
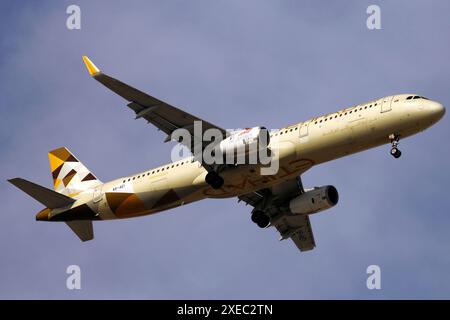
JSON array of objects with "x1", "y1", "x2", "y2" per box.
[{"x1": 8, "y1": 56, "x2": 445, "y2": 252}]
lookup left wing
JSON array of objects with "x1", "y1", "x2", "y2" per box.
[
  {"x1": 239, "y1": 177, "x2": 316, "y2": 252},
  {"x1": 81, "y1": 56, "x2": 227, "y2": 164}
]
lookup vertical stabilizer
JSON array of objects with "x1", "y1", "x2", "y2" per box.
[{"x1": 48, "y1": 147, "x2": 102, "y2": 197}]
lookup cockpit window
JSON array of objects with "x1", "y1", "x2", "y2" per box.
[{"x1": 407, "y1": 95, "x2": 429, "y2": 100}]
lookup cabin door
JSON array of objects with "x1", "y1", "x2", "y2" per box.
[
  {"x1": 93, "y1": 187, "x2": 102, "y2": 203},
  {"x1": 381, "y1": 96, "x2": 393, "y2": 113},
  {"x1": 299, "y1": 122, "x2": 309, "y2": 143}
]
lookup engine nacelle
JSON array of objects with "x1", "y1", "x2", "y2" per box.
[
  {"x1": 289, "y1": 185, "x2": 339, "y2": 215},
  {"x1": 219, "y1": 126, "x2": 270, "y2": 156}
]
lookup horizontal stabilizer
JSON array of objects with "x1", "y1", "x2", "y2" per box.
[
  {"x1": 66, "y1": 220, "x2": 94, "y2": 242},
  {"x1": 8, "y1": 178, "x2": 75, "y2": 209}
]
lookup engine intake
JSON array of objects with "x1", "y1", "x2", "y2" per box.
[{"x1": 289, "y1": 185, "x2": 339, "y2": 215}]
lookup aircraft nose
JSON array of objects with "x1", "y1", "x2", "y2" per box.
[{"x1": 429, "y1": 101, "x2": 446, "y2": 121}]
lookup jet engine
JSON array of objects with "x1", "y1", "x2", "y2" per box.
[
  {"x1": 289, "y1": 185, "x2": 339, "y2": 215},
  {"x1": 218, "y1": 126, "x2": 270, "y2": 157}
]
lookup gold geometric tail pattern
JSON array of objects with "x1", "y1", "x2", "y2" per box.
[{"x1": 48, "y1": 147, "x2": 102, "y2": 197}]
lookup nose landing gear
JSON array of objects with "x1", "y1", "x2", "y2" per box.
[{"x1": 389, "y1": 134, "x2": 402, "y2": 159}]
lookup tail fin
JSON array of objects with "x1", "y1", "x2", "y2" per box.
[{"x1": 48, "y1": 147, "x2": 101, "y2": 197}]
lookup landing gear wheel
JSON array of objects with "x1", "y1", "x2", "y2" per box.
[
  {"x1": 205, "y1": 172, "x2": 224, "y2": 189},
  {"x1": 389, "y1": 134, "x2": 402, "y2": 159},
  {"x1": 251, "y1": 210, "x2": 270, "y2": 228},
  {"x1": 391, "y1": 147, "x2": 402, "y2": 158},
  {"x1": 256, "y1": 217, "x2": 270, "y2": 228}
]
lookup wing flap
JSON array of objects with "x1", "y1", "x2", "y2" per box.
[{"x1": 273, "y1": 214, "x2": 316, "y2": 252}]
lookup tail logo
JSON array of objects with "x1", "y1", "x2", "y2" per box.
[{"x1": 48, "y1": 147, "x2": 101, "y2": 197}]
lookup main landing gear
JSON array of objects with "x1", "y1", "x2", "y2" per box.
[
  {"x1": 205, "y1": 171, "x2": 224, "y2": 189},
  {"x1": 389, "y1": 134, "x2": 402, "y2": 159},
  {"x1": 251, "y1": 210, "x2": 270, "y2": 228}
]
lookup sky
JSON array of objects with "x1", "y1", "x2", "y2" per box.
[{"x1": 0, "y1": 0, "x2": 449, "y2": 299}]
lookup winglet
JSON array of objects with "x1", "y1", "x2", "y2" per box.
[{"x1": 82, "y1": 56, "x2": 100, "y2": 76}]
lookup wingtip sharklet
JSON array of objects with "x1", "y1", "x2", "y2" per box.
[{"x1": 82, "y1": 55, "x2": 100, "y2": 76}]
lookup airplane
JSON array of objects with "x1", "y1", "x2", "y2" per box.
[{"x1": 8, "y1": 56, "x2": 445, "y2": 252}]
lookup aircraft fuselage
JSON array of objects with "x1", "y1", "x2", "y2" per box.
[{"x1": 37, "y1": 94, "x2": 445, "y2": 222}]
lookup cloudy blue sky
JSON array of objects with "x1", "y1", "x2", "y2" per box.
[{"x1": 1, "y1": 0, "x2": 449, "y2": 299}]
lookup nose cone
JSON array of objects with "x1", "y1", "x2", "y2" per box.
[{"x1": 429, "y1": 101, "x2": 445, "y2": 122}]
